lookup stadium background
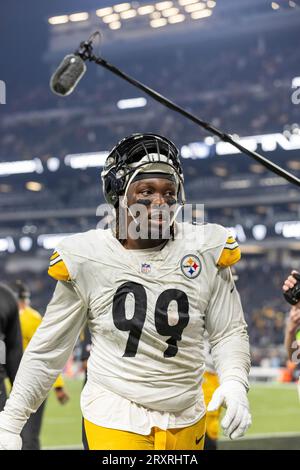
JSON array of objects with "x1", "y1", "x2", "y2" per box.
[{"x1": 1, "y1": 0, "x2": 300, "y2": 449}]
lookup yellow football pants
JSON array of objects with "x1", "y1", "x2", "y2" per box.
[
  {"x1": 202, "y1": 371, "x2": 221, "y2": 441},
  {"x1": 83, "y1": 414, "x2": 206, "y2": 450}
]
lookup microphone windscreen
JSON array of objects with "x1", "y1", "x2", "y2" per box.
[{"x1": 50, "y1": 54, "x2": 87, "y2": 96}]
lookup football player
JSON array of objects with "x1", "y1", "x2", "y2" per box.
[
  {"x1": 283, "y1": 271, "x2": 300, "y2": 360},
  {"x1": 14, "y1": 281, "x2": 69, "y2": 450},
  {"x1": 0, "y1": 133, "x2": 251, "y2": 450},
  {"x1": 0, "y1": 284, "x2": 23, "y2": 413}
]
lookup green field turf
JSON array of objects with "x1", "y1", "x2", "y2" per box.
[{"x1": 40, "y1": 379, "x2": 300, "y2": 449}]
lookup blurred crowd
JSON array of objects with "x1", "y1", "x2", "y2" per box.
[{"x1": 0, "y1": 31, "x2": 299, "y2": 161}]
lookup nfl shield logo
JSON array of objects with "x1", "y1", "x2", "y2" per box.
[{"x1": 141, "y1": 263, "x2": 151, "y2": 274}]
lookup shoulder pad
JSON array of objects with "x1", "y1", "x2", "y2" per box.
[
  {"x1": 217, "y1": 235, "x2": 241, "y2": 268},
  {"x1": 48, "y1": 251, "x2": 70, "y2": 281}
]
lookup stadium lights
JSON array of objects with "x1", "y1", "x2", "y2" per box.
[
  {"x1": 271, "y1": 2, "x2": 280, "y2": 9},
  {"x1": 47, "y1": 157, "x2": 60, "y2": 172},
  {"x1": 117, "y1": 97, "x2": 147, "y2": 109},
  {"x1": 69, "y1": 12, "x2": 89, "y2": 22},
  {"x1": 137, "y1": 5, "x2": 155, "y2": 14},
  {"x1": 113, "y1": 3, "x2": 131, "y2": 12},
  {"x1": 240, "y1": 245, "x2": 265, "y2": 254},
  {"x1": 216, "y1": 141, "x2": 241, "y2": 155},
  {"x1": 250, "y1": 163, "x2": 265, "y2": 174},
  {"x1": 26, "y1": 181, "x2": 43, "y2": 192},
  {"x1": 22, "y1": 224, "x2": 37, "y2": 235},
  {"x1": 162, "y1": 7, "x2": 180, "y2": 16},
  {"x1": 151, "y1": 11, "x2": 162, "y2": 18},
  {"x1": 19, "y1": 237, "x2": 33, "y2": 252},
  {"x1": 96, "y1": 7, "x2": 113, "y2": 17},
  {"x1": 109, "y1": 21, "x2": 122, "y2": 29},
  {"x1": 207, "y1": 0, "x2": 216, "y2": 7},
  {"x1": 213, "y1": 166, "x2": 228, "y2": 177},
  {"x1": 0, "y1": 237, "x2": 15, "y2": 253},
  {"x1": 0, "y1": 159, "x2": 43, "y2": 176},
  {"x1": 178, "y1": 0, "x2": 199, "y2": 5},
  {"x1": 216, "y1": 132, "x2": 300, "y2": 155},
  {"x1": 0, "y1": 239, "x2": 9, "y2": 252},
  {"x1": 150, "y1": 17, "x2": 168, "y2": 27},
  {"x1": 259, "y1": 177, "x2": 288, "y2": 186},
  {"x1": 292, "y1": 76, "x2": 300, "y2": 88},
  {"x1": 49, "y1": 1, "x2": 216, "y2": 31},
  {"x1": 102, "y1": 13, "x2": 120, "y2": 23},
  {"x1": 120, "y1": 9, "x2": 137, "y2": 19},
  {"x1": 222, "y1": 179, "x2": 252, "y2": 189},
  {"x1": 275, "y1": 221, "x2": 300, "y2": 239},
  {"x1": 288, "y1": 160, "x2": 300, "y2": 170},
  {"x1": 181, "y1": 142, "x2": 210, "y2": 159},
  {"x1": 204, "y1": 136, "x2": 215, "y2": 145},
  {"x1": 37, "y1": 234, "x2": 74, "y2": 250},
  {"x1": 184, "y1": 2, "x2": 206, "y2": 13},
  {"x1": 255, "y1": 134, "x2": 276, "y2": 152},
  {"x1": 190, "y1": 8, "x2": 212, "y2": 19},
  {"x1": 252, "y1": 225, "x2": 267, "y2": 241},
  {"x1": 48, "y1": 15, "x2": 69, "y2": 25},
  {"x1": 0, "y1": 184, "x2": 11, "y2": 193},
  {"x1": 168, "y1": 14, "x2": 186, "y2": 23},
  {"x1": 42, "y1": 132, "x2": 300, "y2": 174},
  {"x1": 155, "y1": 1, "x2": 174, "y2": 11},
  {"x1": 65, "y1": 152, "x2": 109, "y2": 169}
]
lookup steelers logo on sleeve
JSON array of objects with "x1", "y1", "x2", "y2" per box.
[{"x1": 180, "y1": 254, "x2": 201, "y2": 279}]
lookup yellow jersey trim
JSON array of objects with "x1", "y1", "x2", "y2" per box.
[
  {"x1": 48, "y1": 252, "x2": 70, "y2": 281},
  {"x1": 217, "y1": 236, "x2": 241, "y2": 267}
]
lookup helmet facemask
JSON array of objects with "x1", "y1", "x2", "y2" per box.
[{"x1": 101, "y1": 134, "x2": 186, "y2": 240}]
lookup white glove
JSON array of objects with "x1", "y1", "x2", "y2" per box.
[
  {"x1": 207, "y1": 380, "x2": 251, "y2": 440},
  {"x1": 0, "y1": 427, "x2": 22, "y2": 450}
]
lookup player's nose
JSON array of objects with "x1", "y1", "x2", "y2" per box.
[{"x1": 151, "y1": 192, "x2": 167, "y2": 205}]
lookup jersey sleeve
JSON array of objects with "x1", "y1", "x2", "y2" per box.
[
  {"x1": 205, "y1": 267, "x2": 250, "y2": 389},
  {"x1": 48, "y1": 250, "x2": 70, "y2": 281},
  {"x1": 217, "y1": 235, "x2": 241, "y2": 268},
  {"x1": 200, "y1": 224, "x2": 241, "y2": 269},
  {"x1": 0, "y1": 281, "x2": 87, "y2": 434}
]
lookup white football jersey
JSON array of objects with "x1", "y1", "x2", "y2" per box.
[
  {"x1": 0, "y1": 221, "x2": 250, "y2": 435},
  {"x1": 49, "y1": 221, "x2": 247, "y2": 413}
]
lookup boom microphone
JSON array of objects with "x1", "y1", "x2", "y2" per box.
[
  {"x1": 50, "y1": 54, "x2": 87, "y2": 96},
  {"x1": 48, "y1": 31, "x2": 300, "y2": 187},
  {"x1": 50, "y1": 33, "x2": 100, "y2": 96}
]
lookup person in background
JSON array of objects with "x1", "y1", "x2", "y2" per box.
[
  {"x1": 14, "y1": 280, "x2": 70, "y2": 450},
  {"x1": 283, "y1": 271, "x2": 300, "y2": 361},
  {"x1": 283, "y1": 270, "x2": 300, "y2": 400},
  {"x1": 0, "y1": 284, "x2": 23, "y2": 412}
]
